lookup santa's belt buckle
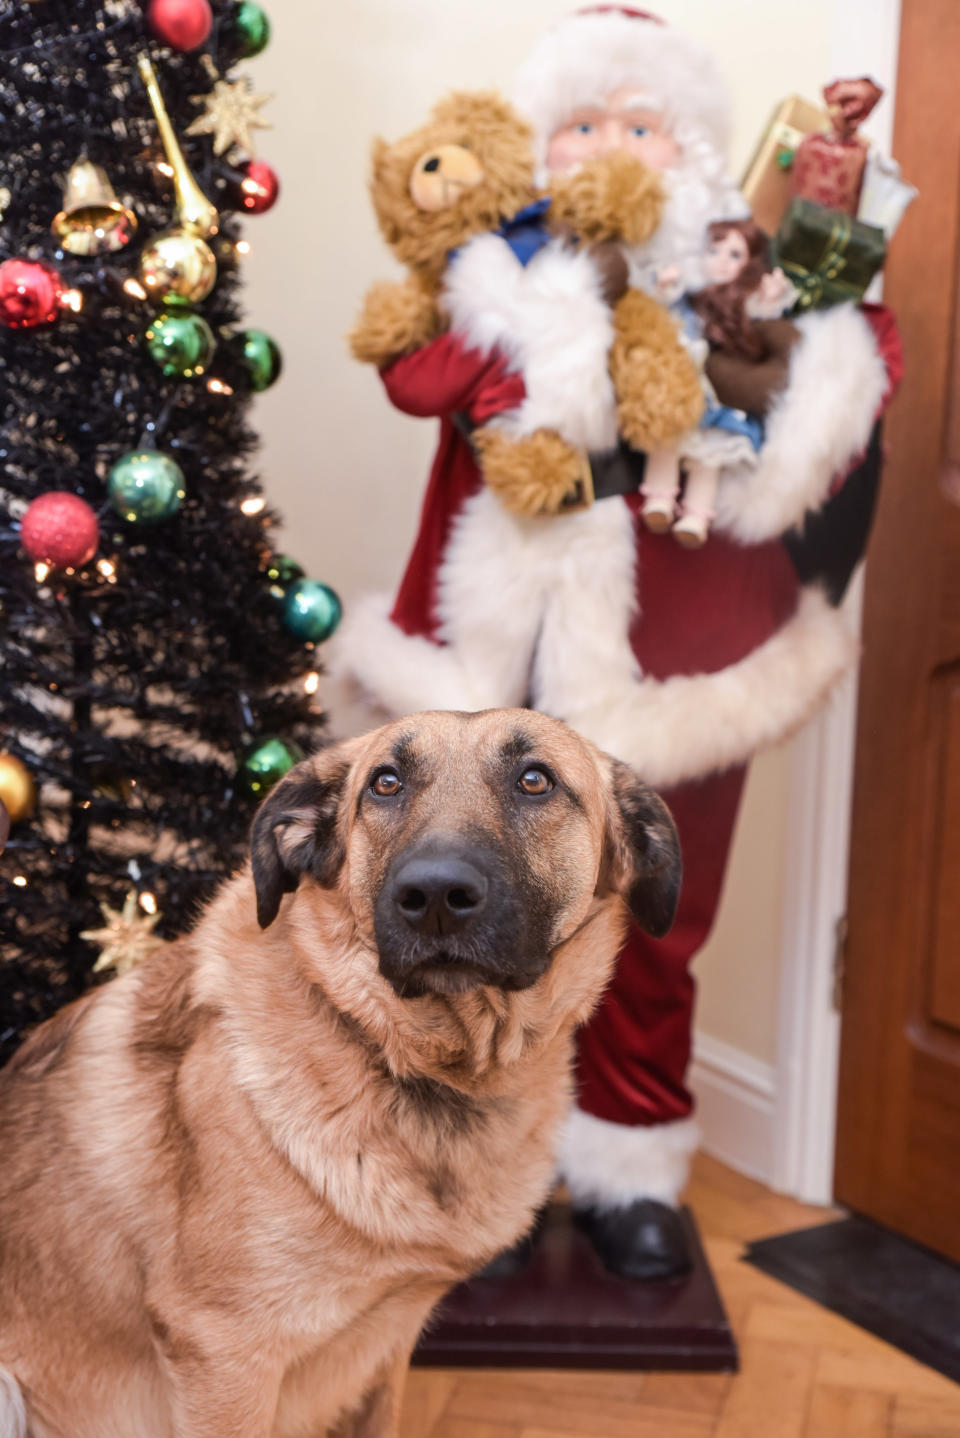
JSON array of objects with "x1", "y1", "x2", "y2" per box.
[{"x1": 559, "y1": 452, "x2": 595, "y2": 512}]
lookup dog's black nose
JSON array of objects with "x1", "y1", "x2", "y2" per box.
[{"x1": 391, "y1": 854, "x2": 488, "y2": 936}]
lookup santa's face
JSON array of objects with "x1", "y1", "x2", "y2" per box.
[{"x1": 545, "y1": 85, "x2": 680, "y2": 175}]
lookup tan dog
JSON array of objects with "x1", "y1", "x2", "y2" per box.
[{"x1": 0, "y1": 710, "x2": 681, "y2": 1438}]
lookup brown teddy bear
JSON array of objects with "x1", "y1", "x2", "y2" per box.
[{"x1": 349, "y1": 91, "x2": 703, "y2": 517}]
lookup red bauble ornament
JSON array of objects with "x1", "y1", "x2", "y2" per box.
[
  {"x1": 146, "y1": 0, "x2": 213, "y2": 51},
  {"x1": 236, "y1": 159, "x2": 280, "y2": 214},
  {"x1": 21, "y1": 493, "x2": 100, "y2": 569},
  {"x1": 0, "y1": 259, "x2": 64, "y2": 330}
]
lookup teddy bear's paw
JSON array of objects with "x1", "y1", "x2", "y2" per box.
[
  {"x1": 474, "y1": 427, "x2": 587, "y2": 516},
  {"x1": 348, "y1": 281, "x2": 443, "y2": 366},
  {"x1": 613, "y1": 343, "x2": 706, "y2": 452},
  {"x1": 550, "y1": 153, "x2": 664, "y2": 246}
]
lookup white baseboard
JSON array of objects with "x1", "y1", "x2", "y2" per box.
[{"x1": 691, "y1": 1031, "x2": 777, "y2": 1186}]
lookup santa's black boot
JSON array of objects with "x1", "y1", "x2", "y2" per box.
[
  {"x1": 573, "y1": 1198, "x2": 693, "y2": 1281},
  {"x1": 559, "y1": 1107, "x2": 700, "y2": 1282}
]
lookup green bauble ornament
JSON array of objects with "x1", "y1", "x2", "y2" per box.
[
  {"x1": 145, "y1": 309, "x2": 217, "y2": 379},
  {"x1": 265, "y1": 553, "x2": 304, "y2": 597},
  {"x1": 108, "y1": 450, "x2": 186, "y2": 524},
  {"x1": 139, "y1": 228, "x2": 217, "y2": 306},
  {"x1": 283, "y1": 578, "x2": 342, "y2": 643},
  {"x1": 239, "y1": 327, "x2": 282, "y2": 392},
  {"x1": 235, "y1": 1, "x2": 271, "y2": 56},
  {"x1": 239, "y1": 735, "x2": 303, "y2": 798}
]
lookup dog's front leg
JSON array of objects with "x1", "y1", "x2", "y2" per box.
[
  {"x1": 327, "y1": 1351, "x2": 409, "y2": 1438},
  {"x1": 160, "y1": 1344, "x2": 282, "y2": 1438}
]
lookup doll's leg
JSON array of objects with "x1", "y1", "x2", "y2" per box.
[
  {"x1": 673, "y1": 459, "x2": 719, "y2": 549},
  {"x1": 639, "y1": 449, "x2": 680, "y2": 533}
]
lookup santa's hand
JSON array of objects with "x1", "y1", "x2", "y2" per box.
[{"x1": 473, "y1": 426, "x2": 588, "y2": 516}]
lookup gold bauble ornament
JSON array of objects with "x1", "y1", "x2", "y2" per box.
[
  {"x1": 81, "y1": 890, "x2": 165, "y2": 977},
  {"x1": 138, "y1": 227, "x2": 217, "y2": 305},
  {"x1": 0, "y1": 752, "x2": 36, "y2": 824},
  {"x1": 186, "y1": 76, "x2": 273, "y2": 157}
]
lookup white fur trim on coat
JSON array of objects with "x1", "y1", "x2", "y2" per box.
[
  {"x1": 512, "y1": 11, "x2": 732, "y2": 171},
  {"x1": 544, "y1": 586, "x2": 857, "y2": 790},
  {"x1": 713, "y1": 305, "x2": 889, "y2": 544},
  {"x1": 559, "y1": 1106, "x2": 700, "y2": 1210},
  {"x1": 443, "y1": 234, "x2": 618, "y2": 452},
  {"x1": 0, "y1": 1368, "x2": 28, "y2": 1438}
]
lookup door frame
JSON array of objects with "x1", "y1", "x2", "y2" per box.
[{"x1": 772, "y1": 0, "x2": 903, "y2": 1205}]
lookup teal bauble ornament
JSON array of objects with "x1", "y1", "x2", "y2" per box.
[
  {"x1": 235, "y1": 0, "x2": 271, "y2": 56},
  {"x1": 265, "y1": 553, "x2": 304, "y2": 597},
  {"x1": 239, "y1": 327, "x2": 282, "y2": 392},
  {"x1": 108, "y1": 450, "x2": 186, "y2": 524},
  {"x1": 283, "y1": 579, "x2": 342, "y2": 643},
  {"x1": 144, "y1": 309, "x2": 216, "y2": 379},
  {"x1": 239, "y1": 735, "x2": 303, "y2": 798}
]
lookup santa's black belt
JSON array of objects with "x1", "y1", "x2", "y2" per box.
[
  {"x1": 571, "y1": 443, "x2": 647, "y2": 506},
  {"x1": 454, "y1": 414, "x2": 647, "y2": 509}
]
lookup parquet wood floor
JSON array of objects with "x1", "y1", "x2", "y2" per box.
[{"x1": 398, "y1": 1154, "x2": 960, "y2": 1437}]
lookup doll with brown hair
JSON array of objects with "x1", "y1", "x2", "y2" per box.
[{"x1": 641, "y1": 217, "x2": 797, "y2": 548}]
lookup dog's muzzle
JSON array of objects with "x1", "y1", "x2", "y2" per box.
[{"x1": 373, "y1": 835, "x2": 540, "y2": 997}]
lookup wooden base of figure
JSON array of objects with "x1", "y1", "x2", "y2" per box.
[{"x1": 412, "y1": 1203, "x2": 738, "y2": 1372}]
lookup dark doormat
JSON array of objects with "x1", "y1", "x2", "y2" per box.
[
  {"x1": 744, "y1": 1215, "x2": 960, "y2": 1383},
  {"x1": 413, "y1": 1203, "x2": 738, "y2": 1371}
]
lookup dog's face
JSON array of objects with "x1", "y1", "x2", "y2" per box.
[{"x1": 251, "y1": 711, "x2": 681, "y2": 1000}]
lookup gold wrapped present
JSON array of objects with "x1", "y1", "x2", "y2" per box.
[{"x1": 742, "y1": 95, "x2": 832, "y2": 237}]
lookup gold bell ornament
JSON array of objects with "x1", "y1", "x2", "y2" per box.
[
  {"x1": 51, "y1": 160, "x2": 138, "y2": 257},
  {"x1": 137, "y1": 55, "x2": 220, "y2": 306}
]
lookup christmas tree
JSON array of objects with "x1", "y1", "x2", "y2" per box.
[{"x1": 0, "y1": 0, "x2": 340, "y2": 1064}]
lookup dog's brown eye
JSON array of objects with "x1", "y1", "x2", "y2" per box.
[
  {"x1": 517, "y1": 767, "x2": 553, "y2": 796},
  {"x1": 371, "y1": 770, "x2": 403, "y2": 797}
]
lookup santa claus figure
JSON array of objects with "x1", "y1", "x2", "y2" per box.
[{"x1": 332, "y1": 7, "x2": 902, "y2": 1280}]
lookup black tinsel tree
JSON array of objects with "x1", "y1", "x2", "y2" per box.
[{"x1": 0, "y1": 0, "x2": 338, "y2": 1064}]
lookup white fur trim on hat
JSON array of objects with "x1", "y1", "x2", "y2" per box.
[
  {"x1": 512, "y1": 9, "x2": 732, "y2": 166},
  {"x1": 559, "y1": 1106, "x2": 700, "y2": 1209}
]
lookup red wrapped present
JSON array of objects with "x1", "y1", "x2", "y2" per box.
[{"x1": 791, "y1": 77, "x2": 884, "y2": 216}]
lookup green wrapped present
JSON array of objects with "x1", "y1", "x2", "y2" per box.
[{"x1": 774, "y1": 197, "x2": 887, "y2": 311}]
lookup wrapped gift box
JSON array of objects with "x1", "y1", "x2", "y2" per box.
[
  {"x1": 774, "y1": 197, "x2": 887, "y2": 311},
  {"x1": 742, "y1": 95, "x2": 832, "y2": 236}
]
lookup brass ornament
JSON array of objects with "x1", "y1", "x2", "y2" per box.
[
  {"x1": 186, "y1": 75, "x2": 273, "y2": 157},
  {"x1": 81, "y1": 890, "x2": 165, "y2": 977},
  {"x1": 51, "y1": 159, "x2": 138, "y2": 256},
  {"x1": 137, "y1": 54, "x2": 219, "y2": 239},
  {"x1": 138, "y1": 226, "x2": 217, "y2": 304},
  {"x1": 0, "y1": 751, "x2": 36, "y2": 825}
]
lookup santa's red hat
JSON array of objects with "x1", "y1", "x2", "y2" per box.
[{"x1": 513, "y1": 7, "x2": 732, "y2": 165}]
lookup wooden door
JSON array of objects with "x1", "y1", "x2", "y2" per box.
[{"x1": 835, "y1": 0, "x2": 960, "y2": 1261}]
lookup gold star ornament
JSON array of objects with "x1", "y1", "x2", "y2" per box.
[
  {"x1": 186, "y1": 76, "x2": 273, "y2": 158},
  {"x1": 81, "y1": 890, "x2": 164, "y2": 977}
]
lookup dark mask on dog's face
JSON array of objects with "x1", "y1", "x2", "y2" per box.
[{"x1": 250, "y1": 710, "x2": 681, "y2": 1000}]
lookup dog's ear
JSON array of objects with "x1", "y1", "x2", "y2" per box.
[
  {"x1": 250, "y1": 741, "x2": 359, "y2": 929},
  {"x1": 602, "y1": 759, "x2": 682, "y2": 938}
]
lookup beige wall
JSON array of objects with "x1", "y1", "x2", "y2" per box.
[{"x1": 243, "y1": 0, "x2": 867, "y2": 1069}]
